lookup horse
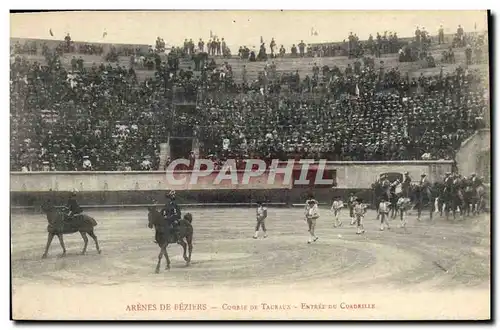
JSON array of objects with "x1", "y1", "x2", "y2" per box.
[
  {"x1": 40, "y1": 203, "x2": 101, "y2": 259},
  {"x1": 444, "y1": 181, "x2": 467, "y2": 221},
  {"x1": 389, "y1": 182, "x2": 403, "y2": 219},
  {"x1": 409, "y1": 183, "x2": 434, "y2": 221},
  {"x1": 147, "y1": 207, "x2": 194, "y2": 273},
  {"x1": 471, "y1": 184, "x2": 486, "y2": 215},
  {"x1": 389, "y1": 191, "x2": 400, "y2": 219},
  {"x1": 463, "y1": 184, "x2": 476, "y2": 216}
]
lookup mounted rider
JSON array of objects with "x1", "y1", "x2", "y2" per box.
[
  {"x1": 469, "y1": 173, "x2": 482, "y2": 188},
  {"x1": 478, "y1": 176, "x2": 485, "y2": 186},
  {"x1": 442, "y1": 171, "x2": 453, "y2": 194},
  {"x1": 160, "y1": 190, "x2": 182, "y2": 242},
  {"x1": 452, "y1": 172, "x2": 462, "y2": 186},
  {"x1": 420, "y1": 173, "x2": 429, "y2": 187},
  {"x1": 444, "y1": 171, "x2": 453, "y2": 186},
  {"x1": 419, "y1": 172, "x2": 430, "y2": 189},
  {"x1": 65, "y1": 190, "x2": 83, "y2": 222}
]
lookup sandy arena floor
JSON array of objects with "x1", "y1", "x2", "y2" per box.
[{"x1": 11, "y1": 207, "x2": 491, "y2": 320}]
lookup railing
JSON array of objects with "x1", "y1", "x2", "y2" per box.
[{"x1": 11, "y1": 160, "x2": 454, "y2": 192}]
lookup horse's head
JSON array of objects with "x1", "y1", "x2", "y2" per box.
[
  {"x1": 40, "y1": 201, "x2": 59, "y2": 216},
  {"x1": 147, "y1": 206, "x2": 159, "y2": 229},
  {"x1": 184, "y1": 213, "x2": 193, "y2": 223},
  {"x1": 40, "y1": 202, "x2": 63, "y2": 224},
  {"x1": 40, "y1": 203, "x2": 51, "y2": 214}
]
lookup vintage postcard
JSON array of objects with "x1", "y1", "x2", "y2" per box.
[{"x1": 10, "y1": 10, "x2": 491, "y2": 320}]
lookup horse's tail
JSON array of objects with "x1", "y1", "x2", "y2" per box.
[{"x1": 184, "y1": 213, "x2": 193, "y2": 224}]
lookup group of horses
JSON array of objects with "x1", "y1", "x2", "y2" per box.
[
  {"x1": 373, "y1": 178, "x2": 487, "y2": 222},
  {"x1": 39, "y1": 203, "x2": 194, "y2": 274}
]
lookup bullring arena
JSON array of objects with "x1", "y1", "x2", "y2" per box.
[
  {"x1": 10, "y1": 11, "x2": 491, "y2": 320},
  {"x1": 12, "y1": 205, "x2": 490, "y2": 320}
]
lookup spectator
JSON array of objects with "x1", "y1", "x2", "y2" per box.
[{"x1": 438, "y1": 25, "x2": 445, "y2": 44}]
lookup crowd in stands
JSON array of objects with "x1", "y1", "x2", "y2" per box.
[
  {"x1": 195, "y1": 66, "x2": 486, "y2": 165},
  {"x1": 10, "y1": 53, "x2": 169, "y2": 171},
  {"x1": 10, "y1": 28, "x2": 488, "y2": 171}
]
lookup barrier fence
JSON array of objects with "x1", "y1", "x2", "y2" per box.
[{"x1": 11, "y1": 160, "x2": 453, "y2": 207}]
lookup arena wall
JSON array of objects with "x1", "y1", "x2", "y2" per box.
[
  {"x1": 456, "y1": 129, "x2": 491, "y2": 182},
  {"x1": 10, "y1": 161, "x2": 453, "y2": 207}
]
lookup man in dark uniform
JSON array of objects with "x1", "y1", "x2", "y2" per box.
[
  {"x1": 441, "y1": 172, "x2": 453, "y2": 211},
  {"x1": 159, "y1": 190, "x2": 182, "y2": 243},
  {"x1": 65, "y1": 191, "x2": 83, "y2": 222}
]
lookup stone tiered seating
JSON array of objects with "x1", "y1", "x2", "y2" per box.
[{"x1": 11, "y1": 40, "x2": 488, "y2": 83}]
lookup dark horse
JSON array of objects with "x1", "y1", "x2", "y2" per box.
[
  {"x1": 409, "y1": 183, "x2": 434, "y2": 221},
  {"x1": 446, "y1": 181, "x2": 467, "y2": 221},
  {"x1": 40, "y1": 203, "x2": 101, "y2": 258},
  {"x1": 147, "y1": 207, "x2": 194, "y2": 273}
]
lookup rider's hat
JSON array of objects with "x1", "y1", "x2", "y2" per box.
[
  {"x1": 404, "y1": 171, "x2": 409, "y2": 175},
  {"x1": 166, "y1": 190, "x2": 176, "y2": 198},
  {"x1": 421, "y1": 173, "x2": 427, "y2": 177},
  {"x1": 471, "y1": 173, "x2": 476, "y2": 177},
  {"x1": 445, "y1": 172, "x2": 451, "y2": 175}
]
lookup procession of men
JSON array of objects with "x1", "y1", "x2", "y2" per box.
[{"x1": 371, "y1": 171, "x2": 486, "y2": 223}]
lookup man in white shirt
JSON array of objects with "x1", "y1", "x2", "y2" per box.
[
  {"x1": 253, "y1": 201, "x2": 268, "y2": 239},
  {"x1": 82, "y1": 156, "x2": 92, "y2": 171},
  {"x1": 330, "y1": 196, "x2": 344, "y2": 228},
  {"x1": 397, "y1": 196, "x2": 412, "y2": 228},
  {"x1": 42, "y1": 161, "x2": 51, "y2": 172},
  {"x1": 305, "y1": 198, "x2": 319, "y2": 243},
  {"x1": 353, "y1": 198, "x2": 367, "y2": 234},
  {"x1": 141, "y1": 156, "x2": 152, "y2": 171},
  {"x1": 222, "y1": 137, "x2": 230, "y2": 152},
  {"x1": 378, "y1": 197, "x2": 391, "y2": 231}
]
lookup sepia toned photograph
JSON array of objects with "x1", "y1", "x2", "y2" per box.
[{"x1": 9, "y1": 10, "x2": 491, "y2": 320}]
